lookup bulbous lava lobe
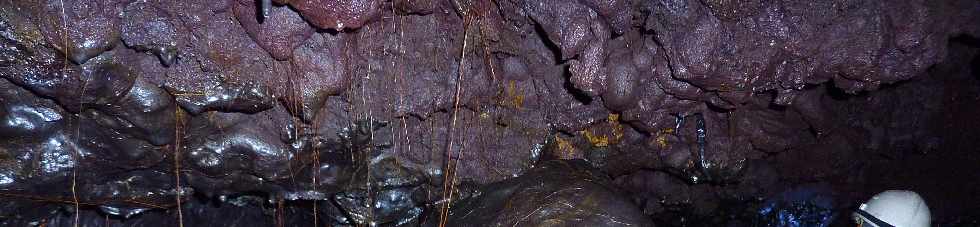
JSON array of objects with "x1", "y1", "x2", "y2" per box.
[
  {"x1": 522, "y1": 0, "x2": 595, "y2": 60},
  {"x1": 77, "y1": 60, "x2": 177, "y2": 146},
  {"x1": 285, "y1": 0, "x2": 381, "y2": 30},
  {"x1": 437, "y1": 160, "x2": 654, "y2": 226},
  {"x1": 568, "y1": 11, "x2": 610, "y2": 97},
  {"x1": 233, "y1": 0, "x2": 314, "y2": 61},
  {"x1": 120, "y1": 0, "x2": 179, "y2": 66},
  {"x1": 601, "y1": 32, "x2": 653, "y2": 112},
  {"x1": 182, "y1": 110, "x2": 296, "y2": 182},
  {"x1": 579, "y1": 0, "x2": 632, "y2": 34},
  {"x1": 31, "y1": 0, "x2": 124, "y2": 64},
  {"x1": 280, "y1": 33, "x2": 354, "y2": 122}
]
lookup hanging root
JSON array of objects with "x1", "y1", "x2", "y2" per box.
[
  {"x1": 173, "y1": 108, "x2": 185, "y2": 227},
  {"x1": 438, "y1": 11, "x2": 473, "y2": 227},
  {"x1": 56, "y1": 0, "x2": 81, "y2": 226}
]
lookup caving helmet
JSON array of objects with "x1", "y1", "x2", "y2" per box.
[{"x1": 852, "y1": 190, "x2": 930, "y2": 227}]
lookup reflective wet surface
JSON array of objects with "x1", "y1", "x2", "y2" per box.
[{"x1": 2, "y1": 0, "x2": 980, "y2": 226}]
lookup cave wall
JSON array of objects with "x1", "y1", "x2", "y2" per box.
[{"x1": 1, "y1": 0, "x2": 979, "y2": 226}]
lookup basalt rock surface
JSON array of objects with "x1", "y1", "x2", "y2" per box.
[{"x1": 1, "y1": 0, "x2": 979, "y2": 226}]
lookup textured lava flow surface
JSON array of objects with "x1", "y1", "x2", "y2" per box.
[{"x1": 1, "y1": 0, "x2": 979, "y2": 226}]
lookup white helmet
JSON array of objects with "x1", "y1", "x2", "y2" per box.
[{"x1": 853, "y1": 190, "x2": 931, "y2": 227}]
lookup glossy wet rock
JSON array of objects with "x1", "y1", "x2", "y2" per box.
[
  {"x1": 0, "y1": 79, "x2": 76, "y2": 188},
  {"x1": 174, "y1": 81, "x2": 275, "y2": 115},
  {"x1": 1, "y1": 0, "x2": 980, "y2": 225},
  {"x1": 435, "y1": 159, "x2": 654, "y2": 227},
  {"x1": 182, "y1": 109, "x2": 295, "y2": 181}
]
